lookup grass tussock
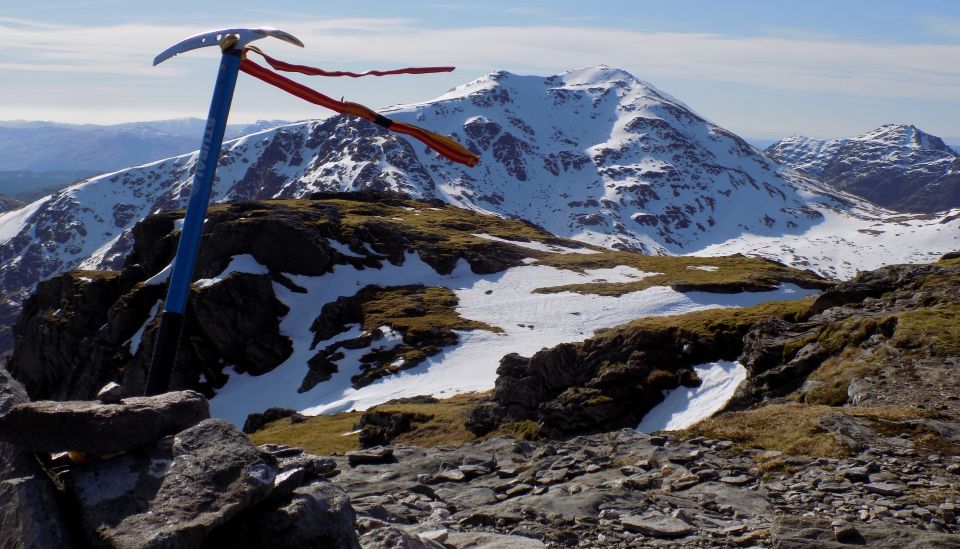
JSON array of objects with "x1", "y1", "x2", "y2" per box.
[
  {"x1": 534, "y1": 253, "x2": 830, "y2": 296},
  {"x1": 680, "y1": 403, "x2": 933, "y2": 458},
  {"x1": 804, "y1": 350, "x2": 882, "y2": 405},
  {"x1": 608, "y1": 296, "x2": 815, "y2": 340},
  {"x1": 358, "y1": 285, "x2": 501, "y2": 336},
  {"x1": 249, "y1": 392, "x2": 534, "y2": 454},
  {"x1": 892, "y1": 303, "x2": 960, "y2": 357},
  {"x1": 249, "y1": 411, "x2": 363, "y2": 455}
]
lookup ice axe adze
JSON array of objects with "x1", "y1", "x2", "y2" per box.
[{"x1": 145, "y1": 28, "x2": 303, "y2": 396}]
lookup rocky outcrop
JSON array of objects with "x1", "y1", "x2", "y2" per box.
[
  {"x1": 467, "y1": 309, "x2": 753, "y2": 438},
  {"x1": 0, "y1": 386, "x2": 360, "y2": 549},
  {"x1": 467, "y1": 256, "x2": 960, "y2": 439},
  {"x1": 7, "y1": 194, "x2": 534, "y2": 402}
]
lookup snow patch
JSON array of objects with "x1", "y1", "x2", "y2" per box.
[
  {"x1": 144, "y1": 262, "x2": 172, "y2": 286},
  {"x1": 193, "y1": 254, "x2": 269, "y2": 288},
  {"x1": 209, "y1": 251, "x2": 817, "y2": 426},
  {"x1": 327, "y1": 240, "x2": 365, "y2": 259},
  {"x1": 125, "y1": 300, "x2": 161, "y2": 354},
  {"x1": 686, "y1": 265, "x2": 719, "y2": 272},
  {"x1": 637, "y1": 360, "x2": 747, "y2": 432}
]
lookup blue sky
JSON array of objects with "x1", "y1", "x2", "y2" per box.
[{"x1": 1, "y1": 0, "x2": 959, "y2": 140}]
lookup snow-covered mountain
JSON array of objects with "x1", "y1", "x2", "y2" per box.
[
  {"x1": 0, "y1": 67, "x2": 958, "y2": 354},
  {"x1": 0, "y1": 118, "x2": 292, "y2": 173},
  {"x1": 765, "y1": 124, "x2": 960, "y2": 213}
]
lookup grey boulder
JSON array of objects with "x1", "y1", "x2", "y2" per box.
[
  {"x1": 0, "y1": 390, "x2": 209, "y2": 455},
  {"x1": 68, "y1": 418, "x2": 277, "y2": 549},
  {"x1": 204, "y1": 478, "x2": 361, "y2": 549}
]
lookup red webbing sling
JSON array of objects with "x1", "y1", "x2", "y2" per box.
[{"x1": 240, "y1": 48, "x2": 479, "y2": 167}]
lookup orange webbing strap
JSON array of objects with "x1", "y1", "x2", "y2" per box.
[
  {"x1": 245, "y1": 47, "x2": 455, "y2": 78},
  {"x1": 240, "y1": 57, "x2": 478, "y2": 167}
]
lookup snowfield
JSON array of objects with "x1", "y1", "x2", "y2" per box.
[{"x1": 206, "y1": 250, "x2": 818, "y2": 426}]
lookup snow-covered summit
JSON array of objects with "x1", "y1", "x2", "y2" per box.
[{"x1": 767, "y1": 124, "x2": 960, "y2": 213}]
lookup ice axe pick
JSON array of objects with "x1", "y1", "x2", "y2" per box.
[{"x1": 145, "y1": 28, "x2": 303, "y2": 396}]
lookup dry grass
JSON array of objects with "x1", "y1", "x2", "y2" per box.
[
  {"x1": 249, "y1": 411, "x2": 363, "y2": 455},
  {"x1": 679, "y1": 403, "x2": 931, "y2": 458},
  {"x1": 609, "y1": 296, "x2": 815, "y2": 339},
  {"x1": 805, "y1": 353, "x2": 879, "y2": 405},
  {"x1": 248, "y1": 392, "x2": 527, "y2": 453}
]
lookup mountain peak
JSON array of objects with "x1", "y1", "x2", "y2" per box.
[
  {"x1": 857, "y1": 123, "x2": 953, "y2": 152},
  {"x1": 768, "y1": 124, "x2": 960, "y2": 213}
]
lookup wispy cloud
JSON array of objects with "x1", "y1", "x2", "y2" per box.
[
  {"x1": 918, "y1": 15, "x2": 960, "y2": 37},
  {"x1": 284, "y1": 20, "x2": 960, "y2": 102},
  {"x1": 4, "y1": 17, "x2": 960, "y2": 100},
  {"x1": 2, "y1": 17, "x2": 960, "y2": 123}
]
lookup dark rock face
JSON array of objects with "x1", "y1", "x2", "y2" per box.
[
  {"x1": 68, "y1": 419, "x2": 278, "y2": 549},
  {"x1": 0, "y1": 366, "x2": 77, "y2": 549},
  {"x1": 189, "y1": 273, "x2": 292, "y2": 376},
  {"x1": 243, "y1": 407, "x2": 299, "y2": 434},
  {"x1": 469, "y1": 316, "x2": 749, "y2": 437},
  {"x1": 8, "y1": 271, "x2": 128, "y2": 401},
  {"x1": 7, "y1": 194, "x2": 534, "y2": 402},
  {"x1": 357, "y1": 409, "x2": 431, "y2": 448},
  {"x1": 766, "y1": 124, "x2": 960, "y2": 213},
  {"x1": 0, "y1": 390, "x2": 209, "y2": 455}
]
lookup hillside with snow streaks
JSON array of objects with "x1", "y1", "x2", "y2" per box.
[
  {"x1": 0, "y1": 67, "x2": 959, "y2": 353},
  {"x1": 766, "y1": 124, "x2": 960, "y2": 213}
]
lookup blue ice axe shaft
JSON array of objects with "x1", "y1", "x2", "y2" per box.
[
  {"x1": 145, "y1": 28, "x2": 303, "y2": 395},
  {"x1": 144, "y1": 51, "x2": 240, "y2": 396}
]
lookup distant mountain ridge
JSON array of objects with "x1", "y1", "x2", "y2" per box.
[
  {"x1": 765, "y1": 124, "x2": 960, "y2": 213},
  {"x1": 0, "y1": 118, "x2": 292, "y2": 173},
  {"x1": 0, "y1": 67, "x2": 957, "y2": 355}
]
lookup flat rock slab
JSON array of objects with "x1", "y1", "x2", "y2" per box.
[
  {"x1": 621, "y1": 514, "x2": 695, "y2": 538},
  {"x1": 864, "y1": 482, "x2": 904, "y2": 497},
  {"x1": 445, "y1": 532, "x2": 546, "y2": 548},
  {"x1": 0, "y1": 390, "x2": 209, "y2": 455},
  {"x1": 347, "y1": 447, "x2": 395, "y2": 466},
  {"x1": 69, "y1": 419, "x2": 277, "y2": 549}
]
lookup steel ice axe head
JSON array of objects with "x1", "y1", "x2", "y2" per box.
[{"x1": 153, "y1": 27, "x2": 304, "y2": 65}]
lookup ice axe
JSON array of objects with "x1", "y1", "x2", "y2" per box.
[{"x1": 145, "y1": 28, "x2": 303, "y2": 396}]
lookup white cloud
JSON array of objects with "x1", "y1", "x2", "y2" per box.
[
  {"x1": 11, "y1": 17, "x2": 957, "y2": 97},
  {"x1": 1, "y1": 17, "x2": 959, "y2": 124}
]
